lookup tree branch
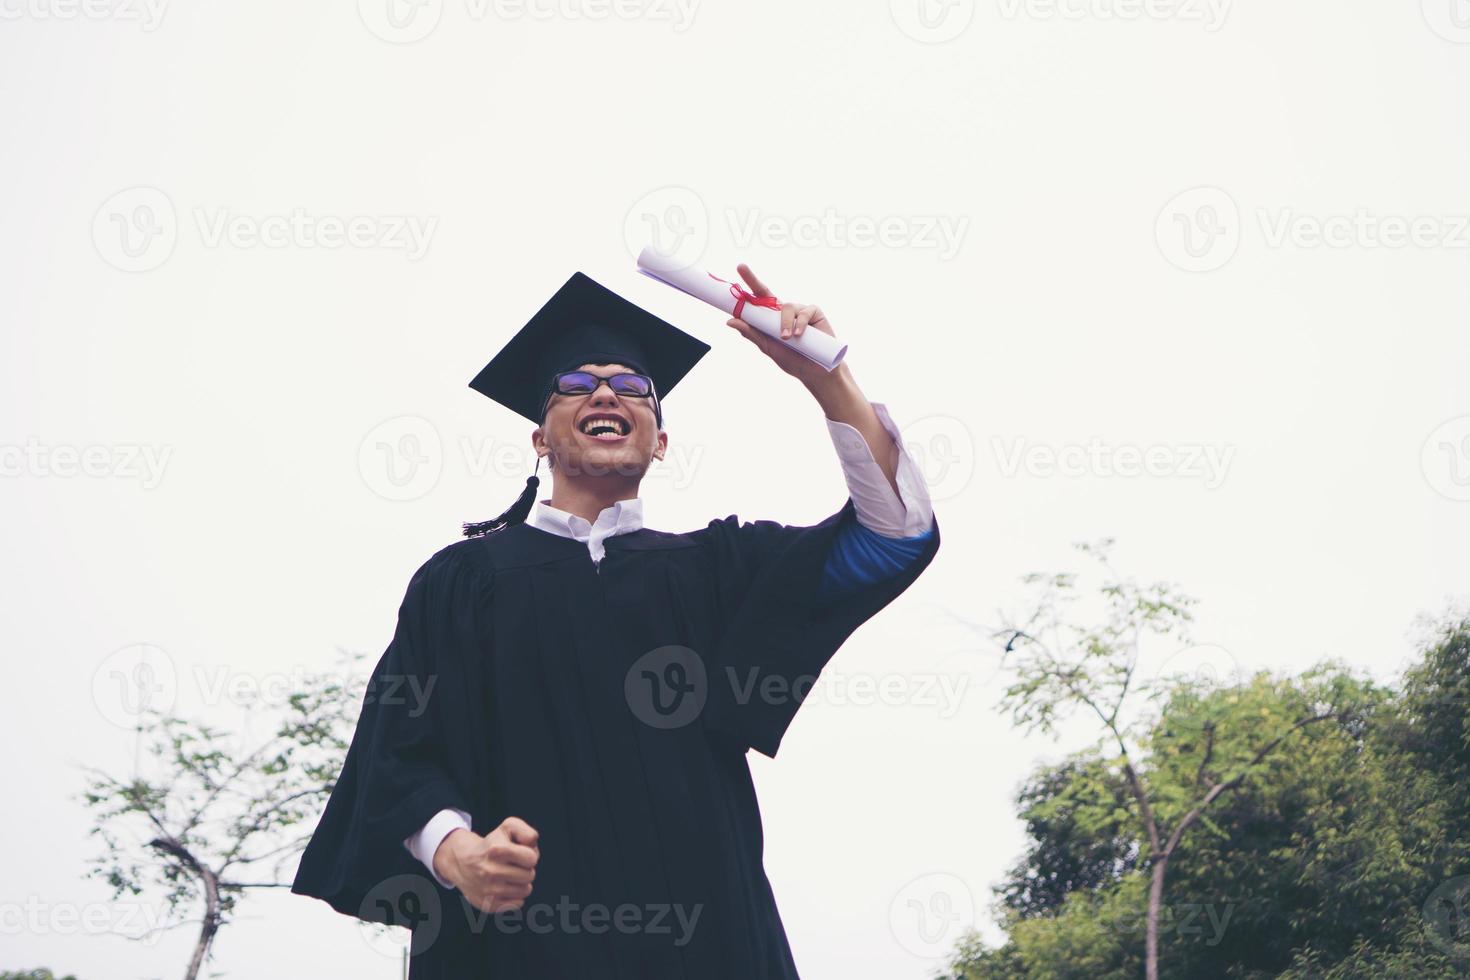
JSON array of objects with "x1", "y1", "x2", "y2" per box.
[
  {"x1": 1194, "y1": 723, "x2": 1217, "y2": 789},
  {"x1": 1161, "y1": 712, "x2": 1339, "y2": 859}
]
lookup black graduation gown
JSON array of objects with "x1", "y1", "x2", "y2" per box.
[{"x1": 291, "y1": 499, "x2": 940, "y2": 978}]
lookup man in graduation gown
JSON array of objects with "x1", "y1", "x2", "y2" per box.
[{"x1": 292, "y1": 263, "x2": 941, "y2": 978}]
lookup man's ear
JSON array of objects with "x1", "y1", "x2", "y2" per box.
[
  {"x1": 652, "y1": 429, "x2": 668, "y2": 462},
  {"x1": 531, "y1": 426, "x2": 552, "y2": 466}
]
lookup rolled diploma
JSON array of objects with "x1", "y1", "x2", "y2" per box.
[{"x1": 636, "y1": 247, "x2": 848, "y2": 370}]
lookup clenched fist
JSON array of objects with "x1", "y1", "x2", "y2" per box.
[{"x1": 433, "y1": 816, "x2": 540, "y2": 913}]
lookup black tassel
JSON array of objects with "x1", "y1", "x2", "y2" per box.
[{"x1": 463, "y1": 458, "x2": 541, "y2": 538}]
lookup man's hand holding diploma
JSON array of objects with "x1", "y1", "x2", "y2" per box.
[{"x1": 723, "y1": 263, "x2": 905, "y2": 500}]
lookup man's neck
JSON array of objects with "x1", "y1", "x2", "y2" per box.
[{"x1": 546, "y1": 478, "x2": 641, "y2": 524}]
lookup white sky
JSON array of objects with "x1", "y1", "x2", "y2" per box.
[{"x1": 3, "y1": 1, "x2": 1468, "y2": 977}]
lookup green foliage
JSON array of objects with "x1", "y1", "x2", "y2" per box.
[
  {"x1": 997, "y1": 539, "x2": 1197, "y2": 746},
  {"x1": 945, "y1": 606, "x2": 1470, "y2": 979},
  {"x1": 1000, "y1": 756, "x2": 1139, "y2": 919},
  {"x1": 0, "y1": 971, "x2": 79, "y2": 980},
  {"x1": 79, "y1": 655, "x2": 362, "y2": 953}
]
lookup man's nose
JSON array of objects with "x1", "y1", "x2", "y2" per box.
[{"x1": 588, "y1": 383, "x2": 622, "y2": 408}]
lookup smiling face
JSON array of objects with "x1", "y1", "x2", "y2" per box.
[{"x1": 532, "y1": 362, "x2": 668, "y2": 482}]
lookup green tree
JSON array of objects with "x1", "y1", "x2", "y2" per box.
[
  {"x1": 81, "y1": 661, "x2": 360, "y2": 980},
  {"x1": 945, "y1": 596, "x2": 1470, "y2": 979},
  {"x1": 987, "y1": 541, "x2": 1340, "y2": 980}
]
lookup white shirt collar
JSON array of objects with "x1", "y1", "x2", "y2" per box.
[{"x1": 526, "y1": 497, "x2": 644, "y2": 563}]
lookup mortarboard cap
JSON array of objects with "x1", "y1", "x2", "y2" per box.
[{"x1": 462, "y1": 271, "x2": 710, "y2": 538}]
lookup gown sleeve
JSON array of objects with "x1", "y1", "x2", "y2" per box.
[
  {"x1": 698, "y1": 498, "x2": 941, "y2": 760},
  {"x1": 291, "y1": 545, "x2": 486, "y2": 923}
]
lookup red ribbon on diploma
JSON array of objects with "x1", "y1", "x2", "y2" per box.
[{"x1": 709, "y1": 272, "x2": 781, "y2": 321}]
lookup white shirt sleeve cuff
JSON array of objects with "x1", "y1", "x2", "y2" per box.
[
  {"x1": 825, "y1": 402, "x2": 936, "y2": 538},
  {"x1": 404, "y1": 808, "x2": 472, "y2": 889}
]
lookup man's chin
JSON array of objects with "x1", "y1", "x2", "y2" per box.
[{"x1": 560, "y1": 448, "x2": 650, "y2": 480}]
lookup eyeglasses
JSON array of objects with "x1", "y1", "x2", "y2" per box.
[
  {"x1": 551, "y1": 370, "x2": 656, "y2": 398},
  {"x1": 541, "y1": 370, "x2": 663, "y2": 425}
]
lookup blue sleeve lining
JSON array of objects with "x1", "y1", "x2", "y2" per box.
[{"x1": 815, "y1": 514, "x2": 937, "y2": 605}]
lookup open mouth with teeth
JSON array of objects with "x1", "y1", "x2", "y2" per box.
[{"x1": 578, "y1": 414, "x2": 632, "y2": 441}]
